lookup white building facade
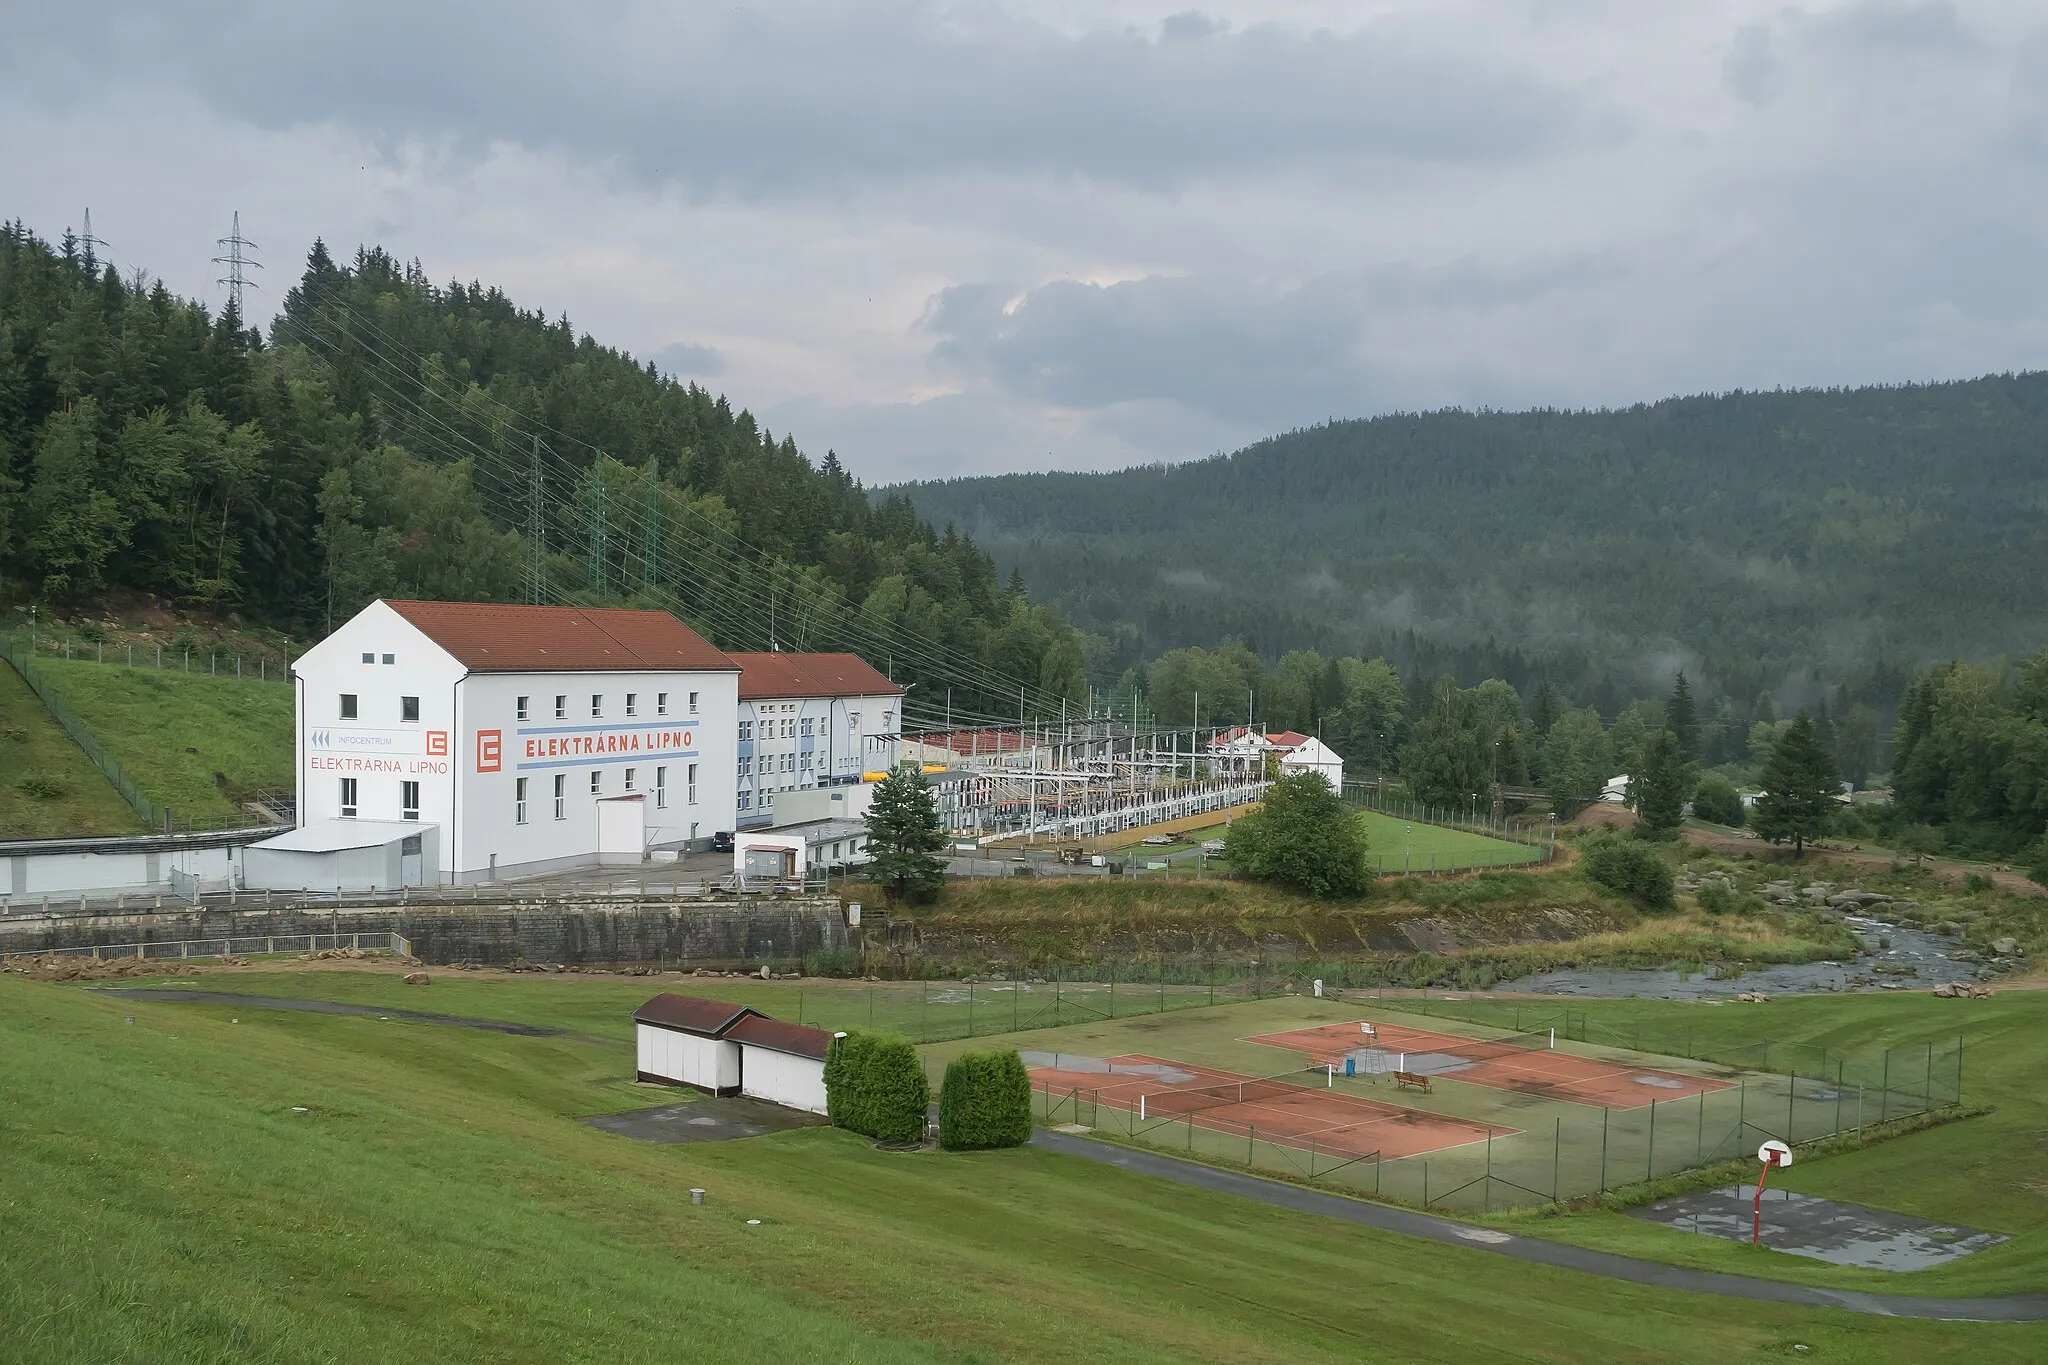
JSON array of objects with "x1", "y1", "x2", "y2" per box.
[
  {"x1": 1207, "y1": 728, "x2": 1344, "y2": 792},
  {"x1": 729, "y1": 652, "x2": 901, "y2": 828},
  {"x1": 265, "y1": 600, "x2": 739, "y2": 887}
]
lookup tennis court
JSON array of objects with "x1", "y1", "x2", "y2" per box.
[
  {"x1": 1027, "y1": 1052, "x2": 1509, "y2": 1159},
  {"x1": 1245, "y1": 1020, "x2": 1735, "y2": 1109}
]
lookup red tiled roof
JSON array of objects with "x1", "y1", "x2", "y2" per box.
[
  {"x1": 728, "y1": 651, "x2": 900, "y2": 700},
  {"x1": 386, "y1": 601, "x2": 735, "y2": 673},
  {"x1": 1267, "y1": 731, "x2": 1311, "y2": 747},
  {"x1": 632, "y1": 993, "x2": 756, "y2": 1035},
  {"x1": 726, "y1": 1013, "x2": 835, "y2": 1061}
]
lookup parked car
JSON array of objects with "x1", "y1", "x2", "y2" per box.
[
  {"x1": 709, "y1": 831, "x2": 735, "y2": 853},
  {"x1": 1142, "y1": 834, "x2": 1173, "y2": 846},
  {"x1": 1202, "y1": 839, "x2": 1226, "y2": 854}
]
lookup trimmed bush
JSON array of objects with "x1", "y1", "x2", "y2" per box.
[
  {"x1": 823, "y1": 1029, "x2": 928, "y2": 1144},
  {"x1": 938, "y1": 1050, "x2": 1032, "y2": 1151},
  {"x1": 1579, "y1": 836, "x2": 1675, "y2": 911}
]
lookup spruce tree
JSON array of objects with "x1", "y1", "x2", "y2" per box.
[
  {"x1": 1753, "y1": 713, "x2": 1840, "y2": 857},
  {"x1": 1530, "y1": 680, "x2": 1564, "y2": 738},
  {"x1": 1629, "y1": 728, "x2": 1690, "y2": 840},
  {"x1": 1664, "y1": 672, "x2": 1699, "y2": 764},
  {"x1": 863, "y1": 765, "x2": 948, "y2": 903}
]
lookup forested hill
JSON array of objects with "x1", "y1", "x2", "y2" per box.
[
  {"x1": 0, "y1": 221, "x2": 1086, "y2": 727},
  {"x1": 901, "y1": 380, "x2": 2048, "y2": 698}
]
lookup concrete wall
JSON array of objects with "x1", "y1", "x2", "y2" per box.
[
  {"x1": 0, "y1": 897, "x2": 851, "y2": 968},
  {"x1": 1, "y1": 830, "x2": 272, "y2": 900}
]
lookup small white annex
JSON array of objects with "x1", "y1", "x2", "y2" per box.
[
  {"x1": 633, "y1": 994, "x2": 834, "y2": 1115},
  {"x1": 728, "y1": 652, "x2": 902, "y2": 828},
  {"x1": 1207, "y1": 728, "x2": 1345, "y2": 791}
]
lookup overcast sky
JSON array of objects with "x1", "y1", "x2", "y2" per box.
[{"x1": 7, "y1": 1, "x2": 2048, "y2": 484}]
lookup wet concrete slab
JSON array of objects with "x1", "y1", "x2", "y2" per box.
[
  {"x1": 1632, "y1": 1185, "x2": 2007, "y2": 1270},
  {"x1": 584, "y1": 1093, "x2": 827, "y2": 1144}
]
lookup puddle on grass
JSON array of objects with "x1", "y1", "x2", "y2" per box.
[{"x1": 1503, "y1": 916, "x2": 1965, "y2": 999}]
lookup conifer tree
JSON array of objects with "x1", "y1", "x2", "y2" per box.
[
  {"x1": 1753, "y1": 713, "x2": 1840, "y2": 857},
  {"x1": 1664, "y1": 672, "x2": 1699, "y2": 764},
  {"x1": 863, "y1": 765, "x2": 948, "y2": 903},
  {"x1": 1629, "y1": 728, "x2": 1690, "y2": 840}
]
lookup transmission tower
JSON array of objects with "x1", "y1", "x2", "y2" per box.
[
  {"x1": 641, "y1": 458, "x2": 662, "y2": 594},
  {"x1": 79, "y1": 208, "x2": 109, "y2": 271},
  {"x1": 587, "y1": 456, "x2": 608, "y2": 595},
  {"x1": 212, "y1": 210, "x2": 263, "y2": 318}
]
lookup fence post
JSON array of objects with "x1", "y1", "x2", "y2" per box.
[
  {"x1": 1787, "y1": 1069, "x2": 1796, "y2": 1141},
  {"x1": 967, "y1": 980, "x2": 975, "y2": 1036},
  {"x1": 1600, "y1": 1107, "x2": 1609, "y2": 1191},
  {"x1": 1924, "y1": 1042, "x2": 1933, "y2": 1111},
  {"x1": 1880, "y1": 1050, "x2": 1890, "y2": 1123},
  {"x1": 1646, "y1": 1098, "x2": 1656, "y2": 1182},
  {"x1": 1553, "y1": 1117, "x2": 1561, "y2": 1201}
]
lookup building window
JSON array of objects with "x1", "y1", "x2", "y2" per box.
[
  {"x1": 655, "y1": 767, "x2": 667, "y2": 808},
  {"x1": 339, "y1": 693, "x2": 358, "y2": 720},
  {"x1": 591, "y1": 694, "x2": 603, "y2": 718},
  {"x1": 401, "y1": 696, "x2": 420, "y2": 723},
  {"x1": 688, "y1": 690, "x2": 699, "y2": 714},
  {"x1": 515, "y1": 777, "x2": 529, "y2": 825},
  {"x1": 589, "y1": 770, "x2": 602, "y2": 796},
  {"x1": 624, "y1": 767, "x2": 636, "y2": 792},
  {"x1": 657, "y1": 692, "x2": 669, "y2": 716},
  {"x1": 553, "y1": 774, "x2": 566, "y2": 820},
  {"x1": 738, "y1": 792, "x2": 751, "y2": 811},
  {"x1": 516, "y1": 696, "x2": 530, "y2": 721},
  {"x1": 739, "y1": 720, "x2": 752, "y2": 741},
  {"x1": 784, "y1": 754, "x2": 794, "y2": 773},
  {"x1": 687, "y1": 762, "x2": 698, "y2": 804},
  {"x1": 739, "y1": 755, "x2": 750, "y2": 777},
  {"x1": 340, "y1": 778, "x2": 358, "y2": 818},
  {"x1": 882, "y1": 710, "x2": 893, "y2": 730},
  {"x1": 785, "y1": 718, "x2": 795, "y2": 738},
  {"x1": 554, "y1": 694, "x2": 568, "y2": 719},
  {"x1": 360, "y1": 652, "x2": 374, "y2": 664},
  {"x1": 381, "y1": 654, "x2": 395, "y2": 665},
  {"x1": 849, "y1": 712, "x2": 860, "y2": 734},
  {"x1": 625, "y1": 692, "x2": 637, "y2": 717},
  {"x1": 401, "y1": 781, "x2": 420, "y2": 821}
]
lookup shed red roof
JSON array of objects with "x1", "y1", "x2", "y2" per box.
[
  {"x1": 1267, "y1": 731, "x2": 1312, "y2": 748},
  {"x1": 726, "y1": 1013, "x2": 835, "y2": 1060},
  {"x1": 385, "y1": 601, "x2": 735, "y2": 673},
  {"x1": 632, "y1": 994, "x2": 755, "y2": 1035},
  {"x1": 728, "y1": 651, "x2": 900, "y2": 700}
]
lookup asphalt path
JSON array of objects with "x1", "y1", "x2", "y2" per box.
[
  {"x1": 1029, "y1": 1130, "x2": 2048, "y2": 1322},
  {"x1": 94, "y1": 988, "x2": 569, "y2": 1036}
]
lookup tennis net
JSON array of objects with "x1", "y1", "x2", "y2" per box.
[
  {"x1": 1138, "y1": 1074, "x2": 1319, "y2": 1119},
  {"x1": 1433, "y1": 1028, "x2": 1555, "y2": 1063}
]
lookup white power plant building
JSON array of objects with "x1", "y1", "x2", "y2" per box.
[
  {"x1": 246, "y1": 600, "x2": 740, "y2": 889},
  {"x1": 728, "y1": 651, "x2": 901, "y2": 828}
]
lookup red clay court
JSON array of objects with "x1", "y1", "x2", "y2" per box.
[
  {"x1": 1028, "y1": 1052, "x2": 1510, "y2": 1159},
  {"x1": 1245, "y1": 1020, "x2": 1735, "y2": 1109}
]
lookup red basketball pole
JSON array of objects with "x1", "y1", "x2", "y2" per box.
[{"x1": 1752, "y1": 1161, "x2": 1771, "y2": 1244}]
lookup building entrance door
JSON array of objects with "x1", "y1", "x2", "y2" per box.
[
  {"x1": 400, "y1": 834, "x2": 423, "y2": 887},
  {"x1": 597, "y1": 796, "x2": 645, "y2": 860}
]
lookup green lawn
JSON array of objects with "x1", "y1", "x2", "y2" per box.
[
  {"x1": 0, "y1": 662, "x2": 145, "y2": 839},
  {"x1": 8, "y1": 972, "x2": 2042, "y2": 1362},
  {"x1": 1355, "y1": 809, "x2": 1545, "y2": 872},
  {"x1": 31, "y1": 658, "x2": 293, "y2": 828}
]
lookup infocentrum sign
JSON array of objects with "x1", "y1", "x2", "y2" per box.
[
  {"x1": 474, "y1": 724, "x2": 700, "y2": 773},
  {"x1": 308, "y1": 727, "x2": 451, "y2": 776}
]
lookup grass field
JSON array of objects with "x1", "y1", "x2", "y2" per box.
[
  {"x1": 1354, "y1": 809, "x2": 1546, "y2": 872},
  {"x1": 7, "y1": 969, "x2": 2043, "y2": 1362},
  {"x1": 0, "y1": 663, "x2": 146, "y2": 840},
  {"x1": 30, "y1": 658, "x2": 293, "y2": 828}
]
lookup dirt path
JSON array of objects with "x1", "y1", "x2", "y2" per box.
[{"x1": 1677, "y1": 826, "x2": 2045, "y2": 897}]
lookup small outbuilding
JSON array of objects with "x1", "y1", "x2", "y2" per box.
[{"x1": 633, "y1": 993, "x2": 835, "y2": 1115}]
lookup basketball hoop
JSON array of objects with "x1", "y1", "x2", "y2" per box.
[
  {"x1": 1360, "y1": 1021, "x2": 1377, "y2": 1039},
  {"x1": 1752, "y1": 1140, "x2": 1793, "y2": 1244}
]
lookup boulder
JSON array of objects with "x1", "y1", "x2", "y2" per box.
[
  {"x1": 402, "y1": 971, "x2": 430, "y2": 985},
  {"x1": 1993, "y1": 937, "x2": 2019, "y2": 956}
]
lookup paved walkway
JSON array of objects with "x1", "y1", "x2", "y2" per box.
[
  {"x1": 96, "y1": 988, "x2": 569, "y2": 1036},
  {"x1": 1030, "y1": 1131, "x2": 2048, "y2": 1321}
]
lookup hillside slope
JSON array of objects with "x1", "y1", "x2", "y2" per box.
[
  {"x1": 901, "y1": 375, "x2": 2048, "y2": 689},
  {"x1": 0, "y1": 663, "x2": 143, "y2": 840}
]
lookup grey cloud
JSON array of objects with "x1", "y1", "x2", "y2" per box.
[
  {"x1": 646, "y1": 341, "x2": 724, "y2": 378},
  {"x1": 1723, "y1": 25, "x2": 1779, "y2": 105},
  {"x1": 12, "y1": 2, "x2": 1604, "y2": 195},
  {"x1": 923, "y1": 254, "x2": 1625, "y2": 428}
]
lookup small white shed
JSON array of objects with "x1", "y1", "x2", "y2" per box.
[{"x1": 632, "y1": 994, "x2": 834, "y2": 1115}]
